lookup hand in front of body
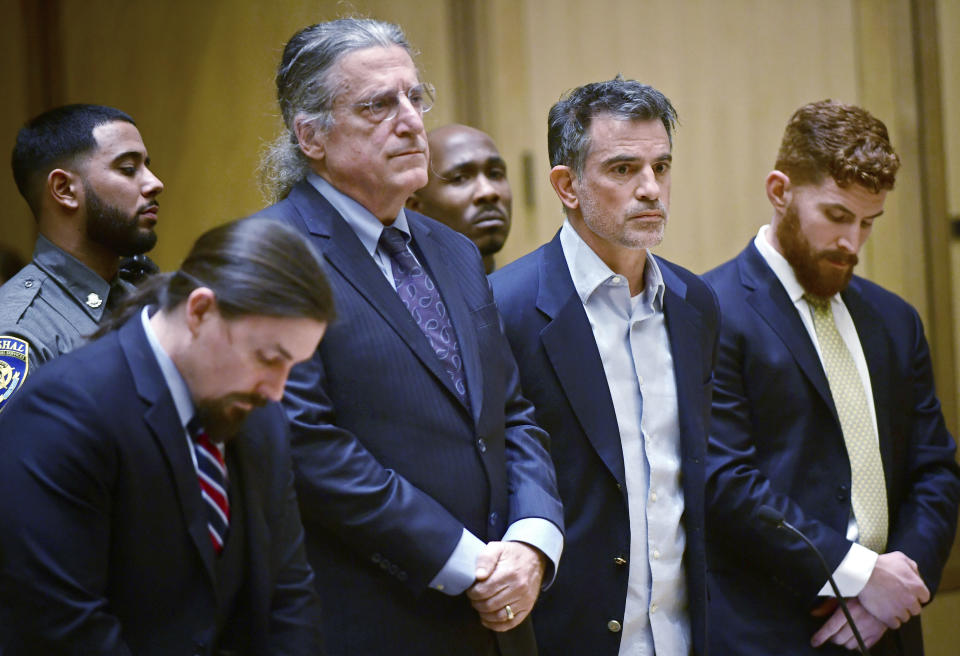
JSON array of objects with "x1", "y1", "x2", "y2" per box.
[{"x1": 466, "y1": 541, "x2": 546, "y2": 631}]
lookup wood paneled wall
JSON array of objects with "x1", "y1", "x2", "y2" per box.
[{"x1": 1, "y1": 0, "x2": 458, "y2": 268}]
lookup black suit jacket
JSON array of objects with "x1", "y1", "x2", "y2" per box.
[
  {"x1": 0, "y1": 315, "x2": 322, "y2": 656},
  {"x1": 490, "y1": 232, "x2": 717, "y2": 656},
  {"x1": 703, "y1": 241, "x2": 960, "y2": 655},
  {"x1": 253, "y1": 180, "x2": 563, "y2": 656}
]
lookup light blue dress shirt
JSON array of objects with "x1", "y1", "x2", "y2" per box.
[{"x1": 560, "y1": 221, "x2": 690, "y2": 656}]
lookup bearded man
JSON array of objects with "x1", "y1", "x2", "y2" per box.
[
  {"x1": 703, "y1": 99, "x2": 960, "y2": 655},
  {"x1": 0, "y1": 218, "x2": 333, "y2": 654},
  {"x1": 0, "y1": 104, "x2": 164, "y2": 410}
]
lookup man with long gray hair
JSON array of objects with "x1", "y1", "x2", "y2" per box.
[
  {"x1": 254, "y1": 17, "x2": 564, "y2": 656},
  {"x1": 0, "y1": 218, "x2": 333, "y2": 654},
  {"x1": 491, "y1": 77, "x2": 717, "y2": 656}
]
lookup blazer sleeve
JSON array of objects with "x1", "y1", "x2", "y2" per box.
[
  {"x1": 884, "y1": 305, "x2": 960, "y2": 594},
  {"x1": 496, "y1": 306, "x2": 565, "y2": 534},
  {"x1": 261, "y1": 409, "x2": 326, "y2": 655},
  {"x1": 0, "y1": 375, "x2": 132, "y2": 656},
  {"x1": 283, "y1": 351, "x2": 475, "y2": 594}
]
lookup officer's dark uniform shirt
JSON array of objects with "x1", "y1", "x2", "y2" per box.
[{"x1": 0, "y1": 235, "x2": 133, "y2": 411}]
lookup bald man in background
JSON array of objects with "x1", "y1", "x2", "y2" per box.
[{"x1": 408, "y1": 124, "x2": 512, "y2": 274}]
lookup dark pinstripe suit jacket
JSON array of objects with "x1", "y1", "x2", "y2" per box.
[{"x1": 253, "y1": 180, "x2": 563, "y2": 656}]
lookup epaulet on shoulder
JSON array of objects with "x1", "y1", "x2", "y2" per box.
[
  {"x1": 0, "y1": 265, "x2": 45, "y2": 321},
  {"x1": 0, "y1": 265, "x2": 46, "y2": 300}
]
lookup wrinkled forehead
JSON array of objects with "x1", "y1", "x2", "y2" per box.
[{"x1": 332, "y1": 45, "x2": 420, "y2": 101}]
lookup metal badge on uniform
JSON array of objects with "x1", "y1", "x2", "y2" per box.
[
  {"x1": 0, "y1": 336, "x2": 29, "y2": 412},
  {"x1": 86, "y1": 292, "x2": 103, "y2": 308}
]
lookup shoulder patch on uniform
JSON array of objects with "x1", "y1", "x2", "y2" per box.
[{"x1": 0, "y1": 336, "x2": 30, "y2": 412}]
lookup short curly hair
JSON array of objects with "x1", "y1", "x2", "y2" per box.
[
  {"x1": 548, "y1": 75, "x2": 677, "y2": 179},
  {"x1": 775, "y1": 100, "x2": 899, "y2": 193}
]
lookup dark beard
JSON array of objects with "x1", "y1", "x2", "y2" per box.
[
  {"x1": 84, "y1": 183, "x2": 157, "y2": 257},
  {"x1": 195, "y1": 393, "x2": 268, "y2": 443},
  {"x1": 776, "y1": 203, "x2": 857, "y2": 298}
]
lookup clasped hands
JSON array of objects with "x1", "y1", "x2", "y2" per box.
[
  {"x1": 466, "y1": 541, "x2": 546, "y2": 631},
  {"x1": 810, "y1": 551, "x2": 930, "y2": 650}
]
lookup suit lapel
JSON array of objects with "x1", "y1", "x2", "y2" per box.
[
  {"x1": 117, "y1": 315, "x2": 217, "y2": 584},
  {"x1": 537, "y1": 235, "x2": 625, "y2": 486},
  {"x1": 738, "y1": 243, "x2": 836, "y2": 416},
  {"x1": 660, "y1": 265, "x2": 706, "y2": 472},
  {"x1": 842, "y1": 284, "x2": 895, "y2": 476},
  {"x1": 288, "y1": 184, "x2": 467, "y2": 410}
]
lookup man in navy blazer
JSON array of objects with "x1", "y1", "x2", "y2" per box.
[
  {"x1": 0, "y1": 218, "x2": 333, "y2": 654},
  {"x1": 704, "y1": 100, "x2": 960, "y2": 655},
  {"x1": 253, "y1": 19, "x2": 563, "y2": 656},
  {"x1": 492, "y1": 78, "x2": 717, "y2": 656}
]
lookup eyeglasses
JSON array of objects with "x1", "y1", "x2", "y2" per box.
[{"x1": 351, "y1": 83, "x2": 436, "y2": 123}]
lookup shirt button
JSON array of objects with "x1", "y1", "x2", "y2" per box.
[
  {"x1": 612, "y1": 275, "x2": 623, "y2": 285},
  {"x1": 651, "y1": 604, "x2": 658, "y2": 614},
  {"x1": 434, "y1": 583, "x2": 444, "y2": 591},
  {"x1": 607, "y1": 620, "x2": 622, "y2": 633},
  {"x1": 652, "y1": 549, "x2": 661, "y2": 560},
  {"x1": 24, "y1": 279, "x2": 33, "y2": 288},
  {"x1": 613, "y1": 556, "x2": 627, "y2": 566},
  {"x1": 477, "y1": 438, "x2": 487, "y2": 453},
  {"x1": 650, "y1": 491, "x2": 658, "y2": 502}
]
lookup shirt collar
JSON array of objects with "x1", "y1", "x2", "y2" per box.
[
  {"x1": 308, "y1": 172, "x2": 411, "y2": 255},
  {"x1": 140, "y1": 306, "x2": 195, "y2": 430},
  {"x1": 559, "y1": 219, "x2": 665, "y2": 310},
  {"x1": 32, "y1": 234, "x2": 115, "y2": 319}
]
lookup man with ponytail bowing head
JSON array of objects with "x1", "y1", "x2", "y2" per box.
[{"x1": 0, "y1": 218, "x2": 334, "y2": 655}]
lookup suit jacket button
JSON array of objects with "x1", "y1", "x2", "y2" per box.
[
  {"x1": 607, "y1": 620, "x2": 622, "y2": 633},
  {"x1": 489, "y1": 511, "x2": 499, "y2": 526},
  {"x1": 613, "y1": 556, "x2": 627, "y2": 566},
  {"x1": 477, "y1": 438, "x2": 487, "y2": 453}
]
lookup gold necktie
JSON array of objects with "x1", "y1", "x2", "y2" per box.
[{"x1": 805, "y1": 294, "x2": 888, "y2": 552}]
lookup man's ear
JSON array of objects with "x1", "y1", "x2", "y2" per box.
[
  {"x1": 765, "y1": 170, "x2": 792, "y2": 212},
  {"x1": 184, "y1": 287, "x2": 219, "y2": 337},
  {"x1": 405, "y1": 192, "x2": 422, "y2": 213},
  {"x1": 294, "y1": 116, "x2": 325, "y2": 161},
  {"x1": 47, "y1": 169, "x2": 81, "y2": 211},
  {"x1": 549, "y1": 165, "x2": 579, "y2": 211}
]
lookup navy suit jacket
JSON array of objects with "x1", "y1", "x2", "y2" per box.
[
  {"x1": 703, "y1": 241, "x2": 960, "y2": 655},
  {"x1": 253, "y1": 181, "x2": 563, "y2": 655},
  {"x1": 0, "y1": 314, "x2": 322, "y2": 655},
  {"x1": 490, "y1": 232, "x2": 718, "y2": 656}
]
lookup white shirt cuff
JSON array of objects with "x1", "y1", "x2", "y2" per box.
[
  {"x1": 503, "y1": 517, "x2": 565, "y2": 589},
  {"x1": 428, "y1": 528, "x2": 486, "y2": 596},
  {"x1": 818, "y1": 543, "x2": 879, "y2": 597}
]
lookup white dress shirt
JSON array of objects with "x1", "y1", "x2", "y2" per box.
[
  {"x1": 308, "y1": 173, "x2": 563, "y2": 595},
  {"x1": 754, "y1": 225, "x2": 879, "y2": 596},
  {"x1": 560, "y1": 221, "x2": 690, "y2": 656}
]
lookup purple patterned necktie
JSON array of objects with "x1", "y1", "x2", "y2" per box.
[{"x1": 379, "y1": 227, "x2": 469, "y2": 406}]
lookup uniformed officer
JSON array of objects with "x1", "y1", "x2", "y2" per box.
[{"x1": 0, "y1": 104, "x2": 163, "y2": 410}]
